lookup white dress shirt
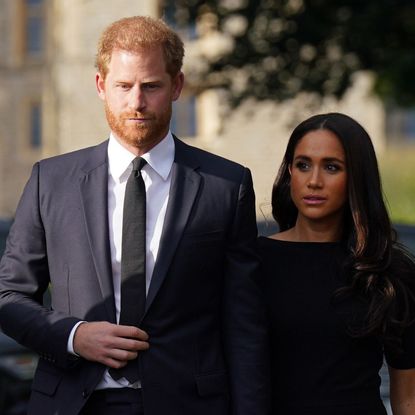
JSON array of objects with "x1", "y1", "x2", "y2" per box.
[
  {"x1": 68, "y1": 131, "x2": 174, "y2": 390},
  {"x1": 107, "y1": 132, "x2": 174, "y2": 317}
]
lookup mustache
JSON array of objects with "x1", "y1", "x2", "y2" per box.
[{"x1": 122, "y1": 112, "x2": 155, "y2": 119}]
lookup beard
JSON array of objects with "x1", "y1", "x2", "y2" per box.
[{"x1": 104, "y1": 101, "x2": 172, "y2": 151}]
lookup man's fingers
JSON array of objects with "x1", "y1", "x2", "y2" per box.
[
  {"x1": 113, "y1": 324, "x2": 149, "y2": 341},
  {"x1": 102, "y1": 356, "x2": 128, "y2": 369},
  {"x1": 109, "y1": 337, "x2": 150, "y2": 354},
  {"x1": 107, "y1": 348, "x2": 138, "y2": 363},
  {"x1": 73, "y1": 321, "x2": 150, "y2": 365}
]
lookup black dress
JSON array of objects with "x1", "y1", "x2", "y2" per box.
[{"x1": 258, "y1": 237, "x2": 415, "y2": 415}]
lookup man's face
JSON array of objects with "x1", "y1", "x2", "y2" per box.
[{"x1": 96, "y1": 47, "x2": 183, "y2": 155}]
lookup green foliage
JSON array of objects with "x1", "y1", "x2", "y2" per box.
[
  {"x1": 380, "y1": 147, "x2": 415, "y2": 225},
  {"x1": 166, "y1": 0, "x2": 415, "y2": 107}
]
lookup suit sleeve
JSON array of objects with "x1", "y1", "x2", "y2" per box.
[
  {"x1": 223, "y1": 167, "x2": 271, "y2": 415},
  {"x1": 0, "y1": 163, "x2": 80, "y2": 369}
]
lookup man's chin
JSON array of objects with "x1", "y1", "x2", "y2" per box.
[
  {"x1": 118, "y1": 133, "x2": 162, "y2": 151},
  {"x1": 120, "y1": 135, "x2": 146, "y2": 148},
  {"x1": 112, "y1": 123, "x2": 168, "y2": 152}
]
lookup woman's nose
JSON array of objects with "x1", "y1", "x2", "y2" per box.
[{"x1": 307, "y1": 168, "x2": 323, "y2": 188}]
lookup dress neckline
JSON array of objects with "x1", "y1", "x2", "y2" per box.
[{"x1": 258, "y1": 236, "x2": 341, "y2": 247}]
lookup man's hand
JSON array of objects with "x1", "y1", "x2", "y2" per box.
[{"x1": 73, "y1": 321, "x2": 149, "y2": 368}]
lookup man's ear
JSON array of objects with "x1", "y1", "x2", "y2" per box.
[
  {"x1": 172, "y1": 72, "x2": 184, "y2": 102},
  {"x1": 96, "y1": 72, "x2": 106, "y2": 100}
]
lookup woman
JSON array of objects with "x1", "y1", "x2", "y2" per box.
[{"x1": 259, "y1": 113, "x2": 415, "y2": 414}]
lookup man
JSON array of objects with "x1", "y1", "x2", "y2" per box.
[{"x1": 0, "y1": 16, "x2": 270, "y2": 415}]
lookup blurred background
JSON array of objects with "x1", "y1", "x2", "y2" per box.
[
  {"x1": 0, "y1": 0, "x2": 415, "y2": 229},
  {"x1": 0, "y1": 0, "x2": 414, "y2": 413}
]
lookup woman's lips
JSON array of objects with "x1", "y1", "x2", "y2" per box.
[{"x1": 303, "y1": 195, "x2": 327, "y2": 205}]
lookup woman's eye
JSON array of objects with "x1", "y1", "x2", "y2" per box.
[
  {"x1": 295, "y1": 161, "x2": 310, "y2": 171},
  {"x1": 325, "y1": 164, "x2": 340, "y2": 172}
]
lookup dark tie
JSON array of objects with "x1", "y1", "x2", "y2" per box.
[{"x1": 110, "y1": 157, "x2": 147, "y2": 383}]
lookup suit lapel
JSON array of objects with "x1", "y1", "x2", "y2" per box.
[
  {"x1": 145, "y1": 139, "x2": 201, "y2": 313},
  {"x1": 78, "y1": 141, "x2": 116, "y2": 322}
]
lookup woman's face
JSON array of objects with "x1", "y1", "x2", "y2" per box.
[{"x1": 289, "y1": 129, "x2": 347, "y2": 226}]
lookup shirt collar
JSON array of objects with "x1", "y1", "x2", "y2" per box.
[{"x1": 108, "y1": 132, "x2": 175, "y2": 182}]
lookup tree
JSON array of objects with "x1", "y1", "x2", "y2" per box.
[{"x1": 166, "y1": 0, "x2": 415, "y2": 107}]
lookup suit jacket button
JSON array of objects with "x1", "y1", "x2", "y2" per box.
[{"x1": 82, "y1": 390, "x2": 89, "y2": 399}]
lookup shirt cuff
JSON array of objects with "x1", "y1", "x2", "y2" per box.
[{"x1": 67, "y1": 321, "x2": 86, "y2": 356}]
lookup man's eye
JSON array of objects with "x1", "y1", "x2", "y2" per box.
[{"x1": 144, "y1": 84, "x2": 159, "y2": 90}]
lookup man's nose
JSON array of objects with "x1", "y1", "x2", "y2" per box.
[{"x1": 128, "y1": 86, "x2": 146, "y2": 112}]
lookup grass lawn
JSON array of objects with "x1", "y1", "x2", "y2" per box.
[{"x1": 379, "y1": 147, "x2": 415, "y2": 225}]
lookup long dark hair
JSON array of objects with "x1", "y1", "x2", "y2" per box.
[{"x1": 272, "y1": 112, "x2": 415, "y2": 350}]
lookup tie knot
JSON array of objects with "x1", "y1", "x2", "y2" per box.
[{"x1": 132, "y1": 157, "x2": 147, "y2": 172}]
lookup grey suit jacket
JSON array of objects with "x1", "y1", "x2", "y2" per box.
[{"x1": 0, "y1": 137, "x2": 270, "y2": 415}]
